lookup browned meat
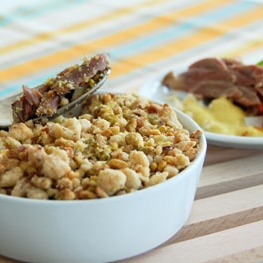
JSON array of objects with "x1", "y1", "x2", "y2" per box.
[
  {"x1": 11, "y1": 85, "x2": 44, "y2": 122},
  {"x1": 162, "y1": 57, "x2": 263, "y2": 113},
  {"x1": 191, "y1": 81, "x2": 243, "y2": 99},
  {"x1": 189, "y1": 57, "x2": 228, "y2": 71},
  {"x1": 235, "y1": 85, "x2": 261, "y2": 106},
  {"x1": 219, "y1": 58, "x2": 243, "y2": 68},
  {"x1": 21, "y1": 85, "x2": 43, "y2": 106},
  {"x1": 178, "y1": 69, "x2": 234, "y2": 92},
  {"x1": 12, "y1": 53, "x2": 110, "y2": 122}
]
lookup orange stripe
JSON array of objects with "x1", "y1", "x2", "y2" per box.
[{"x1": 0, "y1": 0, "x2": 233, "y2": 82}]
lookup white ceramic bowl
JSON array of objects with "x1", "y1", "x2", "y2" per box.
[{"x1": 0, "y1": 107, "x2": 207, "y2": 263}]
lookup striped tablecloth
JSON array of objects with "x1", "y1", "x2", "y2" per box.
[{"x1": 1, "y1": 1, "x2": 263, "y2": 262}]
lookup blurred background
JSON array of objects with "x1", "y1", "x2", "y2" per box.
[{"x1": 1, "y1": 0, "x2": 263, "y2": 95}]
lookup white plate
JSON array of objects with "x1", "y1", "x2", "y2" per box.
[{"x1": 138, "y1": 76, "x2": 263, "y2": 149}]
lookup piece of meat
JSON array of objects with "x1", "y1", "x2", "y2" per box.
[
  {"x1": 162, "y1": 72, "x2": 185, "y2": 91},
  {"x1": 36, "y1": 94, "x2": 61, "y2": 117},
  {"x1": 179, "y1": 69, "x2": 234, "y2": 90},
  {"x1": 42, "y1": 53, "x2": 110, "y2": 96},
  {"x1": 12, "y1": 85, "x2": 43, "y2": 122},
  {"x1": 234, "y1": 85, "x2": 261, "y2": 107},
  {"x1": 191, "y1": 81, "x2": 243, "y2": 99},
  {"x1": 162, "y1": 57, "x2": 263, "y2": 112},
  {"x1": 221, "y1": 58, "x2": 243, "y2": 68},
  {"x1": 189, "y1": 57, "x2": 228, "y2": 71},
  {"x1": 22, "y1": 85, "x2": 43, "y2": 106}
]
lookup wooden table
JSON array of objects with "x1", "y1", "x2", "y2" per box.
[{"x1": 118, "y1": 145, "x2": 263, "y2": 263}]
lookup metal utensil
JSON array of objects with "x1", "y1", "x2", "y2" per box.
[{"x1": 0, "y1": 68, "x2": 110, "y2": 129}]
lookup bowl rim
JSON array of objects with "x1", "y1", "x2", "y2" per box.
[{"x1": 0, "y1": 104, "x2": 207, "y2": 205}]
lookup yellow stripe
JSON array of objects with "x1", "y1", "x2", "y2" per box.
[
  {"x1": 0, "y1": 0, "x2": 233, "y2": 82},
  {"x1": 111, "y1": 4, "x2": 263, "y2": 78}
]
